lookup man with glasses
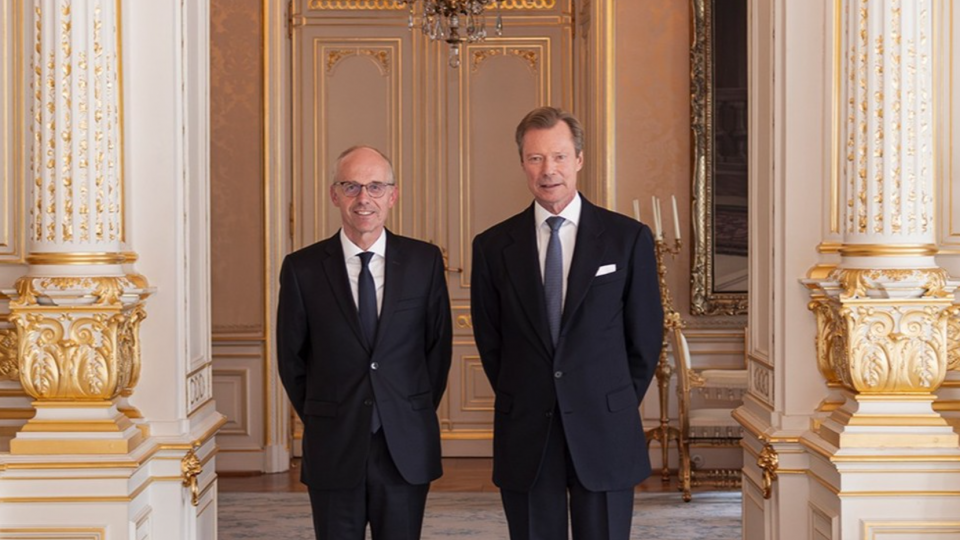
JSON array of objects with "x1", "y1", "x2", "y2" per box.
[{"x1": 278, "y1": 146, "x2": 453, "y2": 540}]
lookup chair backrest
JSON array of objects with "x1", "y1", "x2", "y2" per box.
[{"x1": 671, "y1": 327, "x2": 693, "y2": 432}]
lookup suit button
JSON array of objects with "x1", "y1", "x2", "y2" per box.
[
  {"x1": 364, "y1": 399, "x2": 373, "y2": 406},
  {"x1": 371, "y1": 362, "x2": 379, "y2": 370},
  {"x1": 554, "y1": 371, "x2": 563, "y2": 379},
  {"x1": 545, "y1": 411, "x2": 553, "y2": 417}
]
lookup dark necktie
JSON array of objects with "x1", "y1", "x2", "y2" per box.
[
  {"x1": 544, "y1": 216, "x2": 565, "y2": 346},
  {"x1": 358, "y1": 252, "x2": 378, "y2": 347},
  {"x1": 357, "y1": 251, "x2": 381, "y2": 432}
]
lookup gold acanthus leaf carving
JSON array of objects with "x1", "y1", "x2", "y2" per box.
[
  {"x1": 472, "y1": 49, "x2": 502, "y2": 72},
  {"x1": 841, "y1": 304, "x2": 948, "y2": 393},
  {"x1": 12, "y1": 308, "x2": 145, "y2": 401},
  {"x1": 507, "y1": 49, "x2": 539, "y2": 73},
  {"x1": 0, "y1": 326, "x2": 19, "y2": 381},
  {"x1": 359, "y1": 49, "x2": 391, "y2": 76},
  {"x1": 327, "y1": 49, "x2": 355, "y2": 73},
  {"x1": 947, "y1": 306, "x2": 960, "y2": 371}
]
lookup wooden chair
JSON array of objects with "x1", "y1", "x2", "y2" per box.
[{"x1": 671, "y1": 326, "x2": 746, "y2": 501}]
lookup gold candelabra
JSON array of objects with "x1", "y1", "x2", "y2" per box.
[{"x1": 645, "y1": 235, "x2": 684, "y2": 483}]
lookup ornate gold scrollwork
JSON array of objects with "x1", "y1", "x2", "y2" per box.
[
  {"x1": 807, "y1": 268, "x2": 954, "y2": 393},
  {"x1": 6, "y1": 275, "x2": 150, "y2": 401},
  {"x1": 13, "y1": 306, "x2": 146, "y2": 400},
  {"x1": 181, "y1": 447, "x2": 202, "y2": 507},
  {"x1": 947, "y1": 306, "x2": 960, "y2": 371},
  {"x1": 757, "y1": 443, "x2": 778, "y2": 500},
  {"x1": 0, "y1": 324, "x2": 18, "y2": 381},
  {"x1": 828, "y1": 267, "x2": 951, "y2": 300}
]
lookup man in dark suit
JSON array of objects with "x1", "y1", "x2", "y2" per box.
[
  {"x1": 278, "y1": 146, "x2": 452, "y2": 540},
  {"x1": 471, "y1": 107, "x2": 664, "y2": 540}
]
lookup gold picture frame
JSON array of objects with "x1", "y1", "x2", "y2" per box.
[{"x1": 690, "y1": 0, "x2": 748, "y2": 316}]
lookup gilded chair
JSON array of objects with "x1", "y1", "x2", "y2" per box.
[{"x1": 671, "y1": 326, "x2": 747, "y2": 502}]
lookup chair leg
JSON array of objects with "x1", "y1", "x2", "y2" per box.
[{"x1": 679, "y1": 438, "x2": 692, "y2": 502}]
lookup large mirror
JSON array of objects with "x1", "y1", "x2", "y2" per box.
[{"x1": 690, "y1": 0, "x2": 749, "y2": 316}]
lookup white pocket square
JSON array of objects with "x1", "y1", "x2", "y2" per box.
[{"x1": 595, "y1": 264, "x2": 617, "y2": 277}]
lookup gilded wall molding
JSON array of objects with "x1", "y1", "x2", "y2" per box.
[
  {"x1": 307, "y1": 0, "x2": 555, "y2": 10},
  {"x1": 309, "y1": 0, "x2": 404, "y2": 9},
  {"x1": 470, "y1": 47, "x2": 539, "y2": 73},
  {"x1": 326, "y1": 48, "x2": 391, "y2": 76}
]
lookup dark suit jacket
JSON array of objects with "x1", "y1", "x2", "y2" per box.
[
  {"x1": 277, "y1": 230, "x2": 452, "y2": 489},
  {"x1": 471, "y1": 195, "x2": 663, "y2": 492}
]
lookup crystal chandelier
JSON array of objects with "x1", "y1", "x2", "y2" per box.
[{"x1": 399, "y1": 0, "x2": 505, "y2": 68}]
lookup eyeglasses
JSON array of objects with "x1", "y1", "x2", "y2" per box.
[{"x1": 334, "y1": 181, "x2": 395, "y2": 199}]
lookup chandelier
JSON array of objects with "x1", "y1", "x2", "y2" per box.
[{"x1": 399, "y1": 0, "x2": 505, "y2": 68}]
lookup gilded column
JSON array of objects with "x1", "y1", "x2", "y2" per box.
[
  {"x1": 805, "y1": 0, "x2": 958, "y2": 449},
  {"x1": 2, "y1": 0, "x2": 152, "y2": 454}
]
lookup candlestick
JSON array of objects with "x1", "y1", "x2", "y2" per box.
[
  {"x1": 651, "y1": 196, "x2": 661, "y2": 238},
  {"x1": 672, "y1": 195, "x2": 681, "y2": 240},
  {"x1": 632, "y1": 199, "x2": 641, "y2": 222},
  {"x1": 653, "y1": 197, "x2": 663, "y2": 240}
]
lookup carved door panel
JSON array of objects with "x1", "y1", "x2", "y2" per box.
[{"x1": 291, "y1": 0, "x2": 572, "y2": 457}]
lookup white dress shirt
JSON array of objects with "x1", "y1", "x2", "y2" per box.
[
  {"x1": 534, "y1": 193, "x2": 581, "y2": 307},
  {"x1": 340, "y1": 229, "x2": 387, "y2": 315}
]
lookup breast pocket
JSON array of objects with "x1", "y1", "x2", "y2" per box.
[{"x1": 591, "y1": 270, "x2": 626, "y2": 287}]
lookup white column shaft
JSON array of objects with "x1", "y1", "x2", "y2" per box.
[
  {"x1": 30, "y1": 0, "x2": 122, "y2": 253},
  {"x1": 841, "y1": 0, "x2": 933, "y2": 245}
]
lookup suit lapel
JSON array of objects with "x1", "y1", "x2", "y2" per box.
[
  {"x1": 504, "y1": 206, "x2": 554, "y2": 355},
  {"x1": 561, "y1": 198, "x2": 607, "y2": 335},
  {"x1": 320, "y1": 235, "x2": 369, "y2": 352},
  {"x1": 373, "y1": 230, "x2": 403, "y2": 353}
]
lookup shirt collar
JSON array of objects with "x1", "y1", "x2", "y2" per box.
[
  {"x1": 534, "y1": 192, "x2": 582, "y2": 229},
  {"x1": 340, "y1": 228, "x2": 387, "y2": 260}
]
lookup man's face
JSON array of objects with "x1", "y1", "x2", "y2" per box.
[
  {"x1": 330, "y1": 148, "x2": 398, "y2": 247},
  {"x1": 521, "y1": 122, "x2": 583, "y2": 215}
]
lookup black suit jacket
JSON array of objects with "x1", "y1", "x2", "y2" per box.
[
  {"x1": 471, "y1": 195, "x2": 663, "y2": 492},
  {"x1": 277, "y1": 230, "x2": 452, "y2": 489}
]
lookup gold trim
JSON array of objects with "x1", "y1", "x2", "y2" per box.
[
  {"x1": 307, "y1": 0, "x2": 556, "y2": 9},
  {"x1": 25, "y1": 252, "x2": 138, "y2": 265},
  {"x1": 440, "y1": 431, "x2": 493, "y2": 440},
  {"x1": 690, "y1": 0, "x2": 748, "y2": 316},
  {"x1": 0, "y1": 408, "x2": 34, "y2": 419},
  {"x1": 836, "y1": 244, "x2": 939, "y2": 257},
  {"x1": 806, "y1": 263, "x2": 838, "y2": 280},
  {"x1": 818, "y1": 241, "x2": 842, "y2": 254},
  {"x1": 262, "y1": 0, "x2": 274, "y2": 452},
  {"x1": 831, "y1": 0, "x2": 841, "y2": 234},
  {"x1": 181, "y1": 447, "x2": 202, "y2": 506},
  {"x1": 1, "y1": 413, "x2": 226, "y2": 470},
  {"x1": 117, "y1": 0, "x2": 125, "y2": 243},
  {"x1": 0, "y1": 528, "x2": 106, "y2": 537},
  {"x1": 602, "y1": 0, "x2": 615, "y2": 209}
]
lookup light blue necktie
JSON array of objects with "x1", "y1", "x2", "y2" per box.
[
  {"x1": 358, "y1": 252, "x2": 381, "y2": 433},
  {"x1": 544, "y1": 216, "x2": 565, "y2": 346}
]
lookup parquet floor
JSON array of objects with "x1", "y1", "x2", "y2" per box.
[{"x1": 219, "y1": 458, "x2": 679, "y2": 494}]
